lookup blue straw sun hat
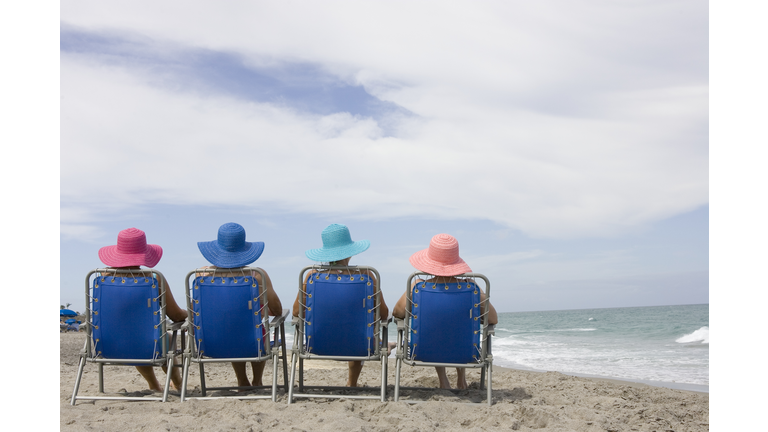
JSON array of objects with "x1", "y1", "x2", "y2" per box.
[
  {"x1": 197, "y1": 223, "x2": 265, "y2": 269},
  {"x1": 305, "y1": 224, "x2": 370, "y2": 263}
]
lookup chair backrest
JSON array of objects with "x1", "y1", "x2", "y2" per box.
[
  {"x1": 407, "y1": 277, "x2": 483, "y2": 364},
  {"x1": 302, "y1": 268, "x2": 378, "y2": 357},
  {"x1": 191, "y1": 271, "x2": 267, "y2": 359},
  {"x1": 91, "y1": 272, "x2": 163, "y2": 360}
]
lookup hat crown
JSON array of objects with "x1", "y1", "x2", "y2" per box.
[
  {"x1": 321, "y1": 224, "x2": 354, "y2": 249},
  {"x1": 117, "y1": 228, "x2": 148, "y2": 254},
  {"x1": 426, "y1": 234, "x2": 460, "y2": 264},
  {"x1": 217, "y1": 223, "x2": 247, "y2": 252}
]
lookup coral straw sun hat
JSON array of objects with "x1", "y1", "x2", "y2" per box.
[
  {"x1": 409, "y1": 233, "x2": 472, "y2": 277},
  {"x1": 197, "y1": 222, "x2": 265, "y2": 269},
  {"x1": 98, "y1": 228, "x2": 163, "y2": 268},
  {"x1": 305, "y1": 224, "x2": 370, "y2": 263}
]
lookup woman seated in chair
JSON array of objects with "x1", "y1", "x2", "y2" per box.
[
  {"x1": 293, "y1": 223, "x2": 389, "y2": 387},
  {"x1": 393, "y1": 233, "x2": 498, "y2": 390},
  {"x1": 196, "y1": 222, "x2": 283, "y2": 388},
  {"x1": 98, "y1": 227, "x2": 188, "y2": 392}
]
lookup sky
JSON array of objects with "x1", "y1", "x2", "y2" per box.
[
  {"x1": 56, "y1": 1, "x2": 711, "y2": 314},
  {"x1": 0, "y1": 1, "x2": 753, "y2": 425}
]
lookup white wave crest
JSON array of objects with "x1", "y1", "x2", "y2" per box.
[{"x1": 676, "y1": 326, "x2": 709, "y2": 344}]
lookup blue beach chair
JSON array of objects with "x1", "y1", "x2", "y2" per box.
[
  {"x1": 394, "y1": 272, "x2": 495, "y2": 405},
  {"x1": 179, "y1": 267, "x2": 289, "y2": 402},
  {"x1": 71, "y1": 268, "x2": 183, "y2": 404},
  {"x1": 287, "y1": 265, "x2": 390, "y2": 403}
]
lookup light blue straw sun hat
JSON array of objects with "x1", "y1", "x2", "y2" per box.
[{"x1": 305, "y1": 224, "x2": 370, "y2": 263}]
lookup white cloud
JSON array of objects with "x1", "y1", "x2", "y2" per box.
[
  {"x1": 60, "y1": 1, "x2": 707, "y2": 239},
  {"x1": 60, "y1": 223, "x2": 107, "y2": 243},
  {"x1": 468, "y1": 250, "x2": 547, "y2": 270}
]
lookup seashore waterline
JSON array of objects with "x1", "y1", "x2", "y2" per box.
[
  {"x1": 491, "y1": 304, "x2": 709, "y2": 392},
  {"x1": 285, "y1": 304, "x2": 708, "y2": 392}
]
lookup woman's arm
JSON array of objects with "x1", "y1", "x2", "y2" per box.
[
  {"x1": 392, "y1": 292, "x2": 407, "y2": 319},
  {"x1": 392, "y1": 279, "x2": 422, "y2": 319},
  {"x1": 366, "y1": 269, "x2": 389, "y2": 320},
  {"x1": 481, "y1": 291, "x2": 498, "y2": 325},
  {"x1": 292, "y1": 290, "x2": 302, "y2": 318},
  {"x1": 292, "y1": 270, "x2": 314, "y2": 317},
  {"x1": 255, "y1": 270, "x2": 282, "y2": 317},
  {"x1": 160, "y1": 273, "x2": 188, "y2": 323},
  {"x1": 378, "y1": 290, "x2": 389, "y2": 321}
]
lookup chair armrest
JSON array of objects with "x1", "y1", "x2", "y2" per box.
[
  {"x1": 394, "y1": 316, "x2": 406, "y2": 331},
  {"x1": 484, "y1": 324, "x2": 496, "y2": 336},
  {"x1": 379, "y1": 313, "x2": 393, "y2": 328},
  {"x1": 270, "y1": 309, "x2": 290, "y2": 326},
  {"x1": 168, "y1": 321, "x2": 185, "y2": 332}
]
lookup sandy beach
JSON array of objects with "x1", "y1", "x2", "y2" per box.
[{"x1": 60, "y1": 333, "x2": 708, "y2": 431}]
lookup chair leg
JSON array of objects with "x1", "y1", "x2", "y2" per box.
[
  {"x1": 380, "y1": 355, "x2": 387, "y2": 402},
  {"x1": 199, "y1": 361, "x2": 207, "y2": 397},
  {"x1": 71, "y1": 355, "x2": 86, "y2": 406},
  {"x1": 394, "y1": 327, "x2": 403, "y2": 402},
  {"x1": 299, "y1": 358, "x2": 304, "y2": 392},
  {"x1": 486, "y1": 363, "x2": 493, "y2": 406},
  {"x1": 480, "y1": 365, "x2": 486, "y2": 391},
  {"x1": 98, "y1": 362, "x2": 104, "y2": 393},
  {"x1": 394, "y1": 356, "x2": 402, "y2": 402},
  {"x1": 280, "y1": 325, "x2": 288, "y2": 392},
  {"x1": 287, "y1": 352, "x2": 298, "y2": 404},
  {"x1": 382, "y1": 328, "x2": 389, "y2": 393},
  {"x1": 180, "y1": 356, "x2": 190, "y2": 402},
  {"x1": 162, "y1": 357, "x2": 173, "y2": 402},
  {"x1": 271, "y1": 351, "x2": 279, "y2": 402}
]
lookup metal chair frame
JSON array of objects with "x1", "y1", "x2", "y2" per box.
[
  {"x1": 180, "y1": 267, "x2": 289, "y2": 402},
  {"x1": 287, "y1": 265, "x2": 390, "y2": 403},
  {"x1": 71, "y1": 268, "x2": 183, "y2": 404},
  {"x1": 394, "y1": 271, "x2": 495, "y2": 406}
]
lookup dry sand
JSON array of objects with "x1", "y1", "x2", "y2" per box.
[{"x1": 60, "y1": 333, "x2": 708, "y2": 431}]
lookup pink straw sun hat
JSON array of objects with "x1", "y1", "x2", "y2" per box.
[
  {"x1": 98, "y1": 228, "x2": 163, "y2": 268},
  {"x1": 409, "y1": 233, "x2": 472, "y2": 277}
]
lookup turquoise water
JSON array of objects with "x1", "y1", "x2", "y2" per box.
[
  {"x1": 492, "y1": 304, "x2": 709, "y2": 389},
  {"x1": 286, "y1": 303, "x2": 708, "y2": 390}
]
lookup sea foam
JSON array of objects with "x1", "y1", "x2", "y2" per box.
[{"x1": 676, "y1": 326, "x2": 709, "y2": 344}]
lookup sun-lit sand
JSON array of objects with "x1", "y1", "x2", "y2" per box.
[{"x1": 60, "y1": 332, "x2": 708, "y2": 431}]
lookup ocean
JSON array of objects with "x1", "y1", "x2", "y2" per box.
[
  {"x1": 491, "y1": 304, "x2": 709, "y2": 391},
  {"x1": 285, "y1": 303, "x2": 709, "y2": 392}
]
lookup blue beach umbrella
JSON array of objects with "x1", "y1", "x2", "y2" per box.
[
  {"x1": 60, "y1": 309, "x2": 77, "y2": 317},
  {"x1": 65, "y1": 319, "x2": 77, "y2": 324}
]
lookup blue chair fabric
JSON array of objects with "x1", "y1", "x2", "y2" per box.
[
  {"x1": 304, "y1": 272, "x2": 375, "y2": 356},
  {"x1": 394, "y1": 272, "x2": 493, "y2": 405},
  {"x1": 408, "y1": 281, "x2": 481, "y2": 364},
  {"x1": 181, "y1": 267, "x2": 288, "y2": 402},
  {"x1": 71, "y1": 269, "x2": 178, "y2": 405},
  {"x1": 287, "y1": 265, "x2": 389, "y2": 403},
  {"x1": 192, "y1": 275, "x2": 265, "y2": 359},
  {"x1": 92, "y1": 275, "x2": 163, "y2": 361}
]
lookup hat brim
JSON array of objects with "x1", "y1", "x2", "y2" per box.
[
  {"x1": 409, "y1": 248, "x2": 472, "y2": 277},
  {"x1": 198, "y1": 240, "x2": 265, "y2": 268},
  {"x1": 305, "y1": 239, "x2": 370, "y2": 263},
  {"x1": 98, "y1": 244, "x2": 163, "y2": 268}
]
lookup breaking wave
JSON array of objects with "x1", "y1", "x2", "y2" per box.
[{"x1": 676, "y1": 326, "x2": 709, "y2": 344}]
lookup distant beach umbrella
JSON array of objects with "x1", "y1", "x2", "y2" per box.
[
  {"x1": 60, "y1": 309, "x2": 77, "y2": 317},
  {"x1": 65, "y1": 319, "x2": 77, "y2": 324}
]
